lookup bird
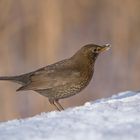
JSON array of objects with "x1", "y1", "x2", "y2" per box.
[{"x1": 0, "y1": 44, "x2": 110, "y2": 111}]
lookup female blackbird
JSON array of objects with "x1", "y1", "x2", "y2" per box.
[{"x1": 0, "y1": 44, "x2": 110, "y2": 111}]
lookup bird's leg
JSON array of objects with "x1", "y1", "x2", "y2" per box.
[
  {"x1": 49, "y1": 99, "x2": 61, "y2": 111},
  {"x1": 55, "y1": 100, "x2": 64, "y2": 110}
]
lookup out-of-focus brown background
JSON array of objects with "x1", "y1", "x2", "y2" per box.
[{"x1": 0, "y1": 0, "x2": 140, "y2": 121}]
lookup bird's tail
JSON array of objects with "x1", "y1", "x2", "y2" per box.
[{"x1": 0, "y1": 76, "x2": 23, "y2": 84}]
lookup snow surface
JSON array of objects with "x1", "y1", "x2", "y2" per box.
[{"x1": 0, "y1": 91, "x2": 140, "y2": 140}]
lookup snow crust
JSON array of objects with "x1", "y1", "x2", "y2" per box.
[{"x1": 0, "y1": 91, "x2": 140, "y2": 140}]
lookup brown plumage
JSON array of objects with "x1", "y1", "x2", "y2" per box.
[{"x1": 0, "y1": 44, "x2": 110, "y2": 111}]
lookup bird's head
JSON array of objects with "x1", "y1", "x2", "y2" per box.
[
  {"x1": 82, "y1": 43, "x2": 110, "y2": 55},
  {"x1": 72, "y1": 43, "x2": 111, "y2": 66},
  {"x1": 77, "y1": 43, "x2": 111, "y2": 60}
]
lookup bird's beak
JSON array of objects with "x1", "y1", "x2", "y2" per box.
[{"x1": 99, "y1": 44, "x2": 111, "y2": 52}]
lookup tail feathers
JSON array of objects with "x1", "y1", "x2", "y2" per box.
[
  {"x1": 0, "y1": 76, "x2": 15, "y2": 80},
  {"x1": 0, "y1": 76, "x2": 23, "y2": 84}
]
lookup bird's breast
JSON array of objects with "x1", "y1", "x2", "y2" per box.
[{"x1": 78, "y1": 68, "x2": 94, "y2": 88}]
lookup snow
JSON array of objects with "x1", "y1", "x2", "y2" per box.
[{"x1": 0, "y1": 91, "x2": 140, "y2": 140}]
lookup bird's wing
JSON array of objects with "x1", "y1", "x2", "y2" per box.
[{"x1": 17, "y1": 63, "x2": 81, "y2": 91}]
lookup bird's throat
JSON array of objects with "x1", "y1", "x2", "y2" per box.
[{"x1": 92, "y1": 53, "x2": 99, "y2": 60}]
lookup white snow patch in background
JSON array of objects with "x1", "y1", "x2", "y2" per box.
[{"x1": 0, "y1": 91, "x2": 140, "y2": 140}]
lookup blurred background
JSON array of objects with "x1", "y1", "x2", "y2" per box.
[{"x1": 0, "y1": 0, "x2": 140, "y2": 121}]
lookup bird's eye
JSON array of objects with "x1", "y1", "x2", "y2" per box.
[
  {"x1": 94, "y1": 49, "x2": 97, "y2": 52},
  {"x1": 93, "y1": 48, "x2": 99, "y2": 53},
  {"x1": 93, "y1": 47, "x2": 101, "y2": 53}
]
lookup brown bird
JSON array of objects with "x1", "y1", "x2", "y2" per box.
[{"x1": 0, "y1": 44, "x2": 110, "y2": 111}]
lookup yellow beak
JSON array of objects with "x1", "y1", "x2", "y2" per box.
[{"x1": 100, "y1": 44, "x2": 111, "y2": 52}]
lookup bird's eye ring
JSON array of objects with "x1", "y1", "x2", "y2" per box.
[{"x1": 94, "y1": 48, "x2": 99, "y2": 53}]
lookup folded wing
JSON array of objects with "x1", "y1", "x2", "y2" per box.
[{"x1": 17, "y1": 62, "x2": 81, "y2": 91}]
